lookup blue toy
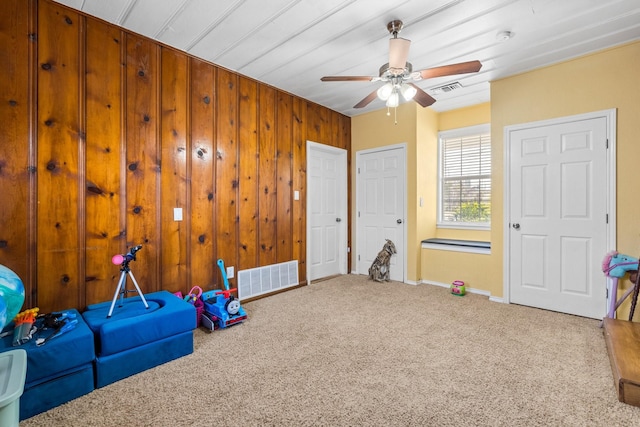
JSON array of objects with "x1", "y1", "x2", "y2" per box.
[
  {"x1": 201, "y1": 259, "x2": 247, "y2": 329},
  {"x1": 602, "y1": 251, "x2": 639, "y2": 320},
  {"x1": 35, "y1": 315, "x2": 78, "y2": 347}
]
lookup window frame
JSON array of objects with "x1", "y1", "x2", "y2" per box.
[{"x1": 437, "y1": 123, "x2": 491, "y2": 230}]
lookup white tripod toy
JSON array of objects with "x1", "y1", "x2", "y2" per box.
[{"x1": 107, "y1": 244, "x2": 149, "y2": 318}]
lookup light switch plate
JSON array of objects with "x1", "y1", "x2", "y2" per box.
[{"x1": 173, "y1": 208, "x2": 183, "y2": 221}]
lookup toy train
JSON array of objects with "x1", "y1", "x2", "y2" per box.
[
  {"x1": 200, "y1": 259, "x2": 247, "y2": 329},
  {"x1": 201, "y1": 289, "x2": 247, "y2": 329}
]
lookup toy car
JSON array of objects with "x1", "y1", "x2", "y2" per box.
[{"x1": 201, "y1": 289, "x2": 247, "y2": 329}]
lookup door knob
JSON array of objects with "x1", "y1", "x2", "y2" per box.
[
  {"x1": 397, "y1": 219, "x2": 403, "y2": 224},
  {"x1": 336, "y1": 218, "x2": 341, "y2": 222},
  {"x1": 512, "y1": 223, "x2": 520, "y2": 230}
]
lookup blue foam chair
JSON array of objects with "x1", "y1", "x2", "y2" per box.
[
  {"x1": 0, "y1": 309, "x2": 95, "y2": 420},
  {"x1": 82, "y1": 291, "x2": 195, "y2": 388}
]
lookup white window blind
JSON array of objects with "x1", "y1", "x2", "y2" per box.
[{"x1": 438, "y1": 124, "x2": 491, "y2": 228}]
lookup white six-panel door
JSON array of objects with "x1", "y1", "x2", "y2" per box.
[
  {"x1": 356, "y1": 145, "x2": 406, "y2": 282},
  {"x1": 507, "y1": 112, "x2": 614, "y2": 319},
  {"x1": 307, "y1": 142, "x2": 347, "y2": 281}
]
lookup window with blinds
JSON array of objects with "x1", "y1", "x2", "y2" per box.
[{"x1": 437, "y1": 124, "x2": 491, "y2": 229}]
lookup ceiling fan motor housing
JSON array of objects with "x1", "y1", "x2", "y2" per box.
[
  {"x1": 379, "y1": 62, "x2": 412, "y2": 79},
  {"x1": 387, "y1": 19, "x2": 404, "y2": 36}
]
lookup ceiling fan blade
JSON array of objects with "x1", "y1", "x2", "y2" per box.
[
  {"x1": 408, "y1": 83, "x2": 436, "y2": 108},
  {"x1": 321, "y1": 76, "x2": 376, "y2": 82},
  {"x1": 353, "y1": 89, "x2": 379, "y2": 109},
  {"x1": 389, "y1": 37, "x2": 411, "y2": 69},
  {"x1": 416, "y1": 60, "x2": 482, "y2": 80}
]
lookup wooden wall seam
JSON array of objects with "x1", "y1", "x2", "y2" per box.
[
  {"x1": 185, "y1": 57, "x2": 192, "y2": 294},
  {"x1": 28, "y1": 0, "x2": 38, "y2": 308},
  {"x1": 77, "y1": 12, "x2": 87, "y2": 308},
  {"x1": 119, "y1": 28, "x2": 127, "y2": 260},
  {"x1": 155, "y1": 44, "x2": 161, "y2": 293}
]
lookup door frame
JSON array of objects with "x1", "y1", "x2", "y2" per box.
[
  {"x1": 306, "y1": 140, "x2": 348, "y2": 283},
  {"x1": 355, "y1": 143, "x2": 407, "y2": 282},
  {"x1": 502, "y1": 109, "x2": 617, "y2": 305}
]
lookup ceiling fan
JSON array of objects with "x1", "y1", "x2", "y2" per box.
[{"x1": 321, "y1": 20, "x2": 482, "y2": 109}]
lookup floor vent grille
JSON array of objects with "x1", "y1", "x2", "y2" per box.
[{"x1": 238, "y1": 260, "x2": 299, "y2": 300}]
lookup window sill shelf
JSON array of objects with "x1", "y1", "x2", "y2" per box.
[{"x1": 421, "y1": 238, "x2": 491, "y2": 255}]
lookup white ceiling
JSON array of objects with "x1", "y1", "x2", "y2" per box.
[{"x1": 53, "y1": 0, "x2": 640, "y2": 116}]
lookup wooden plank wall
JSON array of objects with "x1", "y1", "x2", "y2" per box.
[{"x1": 0, "y1": 0, "x2": 351, "y2": 313}]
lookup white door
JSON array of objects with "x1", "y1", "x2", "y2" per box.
[
  {"x1": 507, "y1": 113, "x2": 613, "y2": 319},
  {"x1": 307, "y1": 142, "x2": 347, "y2": 281},
  {"x1": 356, "y1": 145, "x2": 405, "y2": 282}
]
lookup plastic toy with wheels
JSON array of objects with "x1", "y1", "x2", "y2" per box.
[{"x1": 201, "y1": 259, "x2": 247, "y2": 329}]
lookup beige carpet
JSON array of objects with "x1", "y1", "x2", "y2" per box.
[{"x1": 21, "y1": 275, "x2": 640, "y2": 426}]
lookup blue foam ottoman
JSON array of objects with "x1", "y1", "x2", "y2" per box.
[
  {"x1": 0, "y1": 309, "x2": 96, "y2": 420},
  {"x1": 82, "y1": 291, "x2": 195, "y2": 388}
]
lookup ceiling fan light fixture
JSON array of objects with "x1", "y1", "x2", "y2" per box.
[
  {"x1": 377, "y1": 82, "x2": 393, "y2": 101},
  {"x1": 320, "y1": 20, "x2": 482, "y2": 114},
  {"x1": 400, "y1": 83, "x2": 417, "y2": 101},
  {"x1": 386, "y1": 91, "x2": 399, "y2": 108}
]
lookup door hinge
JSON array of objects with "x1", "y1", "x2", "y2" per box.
[
  {"x1": 358, "y1": 167, "x2": 360, "y2": 174},
  {"x1": 358, "y1": 254, "x2": 360, "y2": 261},
  {"x1": 606, "y1": 139, "x2": 609, "y2": 149},
  {"x1": 358, "y1": 211, "x2": 360, "y2": 217},
  {"x1": 606, "y1": 214, "x2": 609, "y2": 224}
]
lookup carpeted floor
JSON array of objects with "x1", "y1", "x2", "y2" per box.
[{"x1": 21, "y1": 275, "x2": 640, "y2": 426}]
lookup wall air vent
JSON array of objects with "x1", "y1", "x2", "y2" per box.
[
  {"x1": 430, "y1": 81, "x2": 463, "y2": 95},
  {"x1": 237, "y1": 260, "x2": 298, "y2": 300}
]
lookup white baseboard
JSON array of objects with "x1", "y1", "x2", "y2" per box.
[
  {"x1": 348, "y1": 271, "x2": 417, "y2": 286},
  {"x1": 420, "y1": 279, "x2": 504, "y2": 303}
]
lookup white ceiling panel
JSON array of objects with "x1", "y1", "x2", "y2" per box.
[
  {"x1": 215, "y1": 0, "x2": 354, "y2": 71},
  {"x1": 121, "y1": 0, "x2": 189, "y2": 39},
  {"x1": 53, "y1": 0, "x2": 640, "y2": 115},
  {"x1": 238, "y1": 0, "x2": 401, "y2": 79},
  {"x1": 52, "y1": 0, "x2": 83, "y2": 8},
  {"x1": 188, "y1": 0, "x2": 298, "y2": 64},
  {"x1": 156, "y1": 0, "x2": 244, "y2": 51},
  {"x1": 82, "y1": 0, "x2": 133, "y2": 24}
]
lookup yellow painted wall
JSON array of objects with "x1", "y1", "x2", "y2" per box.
[
  {"x1": 351, "y1": 102, "x2": 438, "y2": 282},
  {"x1": 420, "y1": 102, "x2": 492, "y2": 289},
  {"x1": 439, "y1": 102, "x2": 490, "y2": 130},
  {"x1": 415, "y1": 106, "x2": 439, "y2": 280},
  {"x1": 491, "y1": 40, "x2": 640, "y2": 309},
  {"x1": 435, "y1": 102, "x2": 491, "y2": 242},
  {"x1": 420, "y1": 249, "x2": 493, "y2": 290}
]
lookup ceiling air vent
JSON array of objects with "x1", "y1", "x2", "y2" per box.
[{"x1": 430, "y1": 81, "x2": 463, "y2": 95}]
